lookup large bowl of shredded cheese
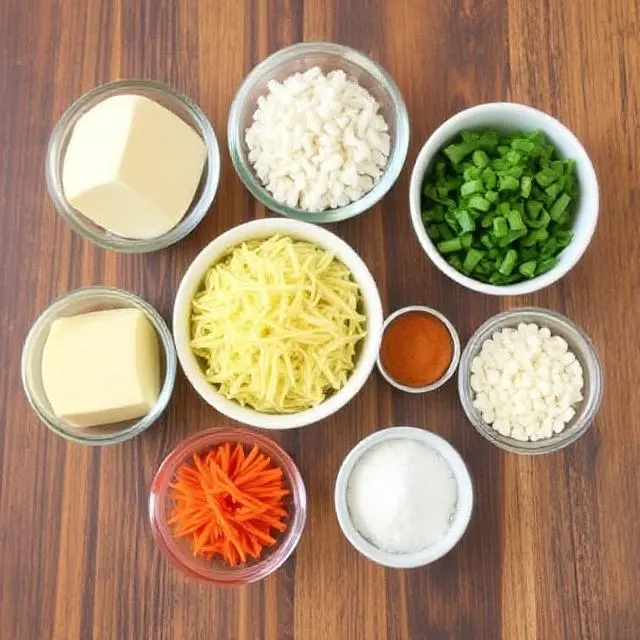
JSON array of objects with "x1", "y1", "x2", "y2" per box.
[{"x1": 173, "y1": 218, "x2": 383, "y2": 429}]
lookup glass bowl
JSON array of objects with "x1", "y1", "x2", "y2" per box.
[
  {"x1": 149, "y1": 427, "x2": 307, "y2": 585},
  {"x1": 45, "y1": 79, "x2": 220, "y2": 253},
  {"x1": 21, "y1": 286, "x2": 177, "y2": 445},
  {"x1": 458, "y1": 307, "x2": 604, "y2": 454},
  {"x1": 227, "y1": 42, "x2": 409, "y2": 223}
]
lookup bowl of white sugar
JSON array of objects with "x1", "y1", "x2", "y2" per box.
[
  {"x1": 228, "y1": 42, "x2": 409, "y2": 223},
  {"x1": 458, "y1": 307, "x2": 604, "y2": 454},
  {"x1": 334, "y1": 427, "x2": 473, "y2": 568}
]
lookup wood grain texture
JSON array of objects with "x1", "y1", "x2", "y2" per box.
[{"x1": 0, "y1": 0, "x2": 638, "y2": 638}]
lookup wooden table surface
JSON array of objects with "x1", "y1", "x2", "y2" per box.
[{"x1": 1, "y1": 1, "x2": 639, "y2": 638}]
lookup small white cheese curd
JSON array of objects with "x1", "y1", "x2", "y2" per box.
[
  {"x1": 245, "y1": 67, "x2": 390, "y2": 211},
  {"x1": 470, "y1": 324, "x2": 584, "y2": 441}
]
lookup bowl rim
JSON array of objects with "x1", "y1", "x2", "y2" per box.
[
  {"x1": 21, "y1": 286, "x2": 177, "y2": 446},
  {"x1": 45, "y1": 78, "x2": 221, "y2": 253},
  {"x1": 457, "y1": 306, "x2": 604, "y2": 454},
  {"x1": 409, "y1": 101, "x2": 600, "y2": 295},
  {"x1": 376, "y1": 305, "x2": 461, "y2": 393},
  {"x1": 227, "y1": 41, "x2": 410, "y2": 224},
  {"x1": 172, "y1": 217, "x2": 384, "y2": 429},
  {"x1": 148, "y1": 426, "x2": 307, "y2": 585},
  {"x1": 334, "y1": 426, "x2": 473, "y2": 568}
]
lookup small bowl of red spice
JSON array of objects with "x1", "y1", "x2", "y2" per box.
[
  {"x1": 377, "y1": 306, "x2": 461, "y2": 393},
  {"x1": 149, "y1": 426, "x2": 307, "y2": 585}
]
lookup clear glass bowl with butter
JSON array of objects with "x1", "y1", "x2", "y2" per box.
[
  {"x1": 21, "y1": 287, "x2": 177, "y2": 445},
  {"x1": 46, "y1": 80, "x2": 220, "y2": 253}
]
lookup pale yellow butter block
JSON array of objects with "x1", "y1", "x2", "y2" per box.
[
  {"x1": 41, "y1": 308, "x2": 161, "y2": 428},
  {"x1": 62, "y1": 94, "x2": 206, "y2": 239}
]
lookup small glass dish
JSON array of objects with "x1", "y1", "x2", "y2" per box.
[
  {"x1": 376, "y1": 305, "x2": 461, "y2": 393},
  {"x1": 149, "y1": 427, "x2": 307, "y2": 585},
  {"x1": 45, "y1": 79, "x2": 220, "y2": 253},
  {"x1": 21, "y1": 286, "x2": 177, "y2": 446},
  {"x1": 227, "y1": 42, "x2": 409, "y2": 224},
  {"x1": 458, "y1": 307, "x2": 604, "y2": 454}
]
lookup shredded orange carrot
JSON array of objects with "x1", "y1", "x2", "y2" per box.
[{"x1": 168, "y1": 442, "x2": 290, "y2": 566}]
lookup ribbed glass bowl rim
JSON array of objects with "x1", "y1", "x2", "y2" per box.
[
  {"x1": 148, "y1": 427, "x2": 307, "y2": 585},
  {"x1": 227, "y1": 42, "x2": 410, "y2": 223},
  {"x1": 45, "y1": 79, "x2": 220, "y2": 253},
  {"x1": 21, "y1": 286, "x2": 177, "y2": 445},
  {"x1": 457, "y1": 307, "x2": 604, "y2": 454}
]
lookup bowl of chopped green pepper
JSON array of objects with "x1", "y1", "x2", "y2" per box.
[{"x1": 409, "y1": 103, "x2": 599, "y2": 295}]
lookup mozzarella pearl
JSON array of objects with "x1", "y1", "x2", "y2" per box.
[
  {"x1": 245, "y1": 67, "x2": 390, "y2": 212},
  {"x1": 471, "y1": 323, "x2": 584, "y2": 441}
]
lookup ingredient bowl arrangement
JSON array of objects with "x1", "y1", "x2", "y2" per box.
[
  {"x1": 21, "y1": 40, "x2": 605, "y2": 586},
  {"x1": 149, "y1": 427, "x2": 307, "y2": 585},
  {"x1": 172, "y1": 216, "x2": 384, "y2": 429},
  {"x1": 409, "y1": 102, "x2": 599, "y2": 295},
  {"x1": 334, "y1": 427, "x2": 473, "y2": 568},
  {"x1": 458, "y1": 307, "x2": 603, "y2": 454},
  {"x1": 46, "y1": 79, "x2": 220, "y2": 252},
  {"x1": 228, "y1": 42, "x2": 409, "y2": 223},
  {"x1": 21, "y1": 286, "x2": 177, "y2": 445}
]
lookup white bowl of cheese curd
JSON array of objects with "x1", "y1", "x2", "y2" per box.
[{"x1": 173, "y1": 218, "x2": 384, "y2": 429}]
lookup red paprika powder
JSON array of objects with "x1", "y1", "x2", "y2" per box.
[{"x1": 379, "y1": 310, "x2": 453, "y2": 387}]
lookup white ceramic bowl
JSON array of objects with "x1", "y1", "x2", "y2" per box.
[
  {"x1": 334, "y1": 427, "x2": 473, "y2": 568},
  {"x1": 173, "y1": 218, "x2": 384, "y2": 429},
  {"x1": 409, "y1": 102, "x2": 599, "y2": 296}
]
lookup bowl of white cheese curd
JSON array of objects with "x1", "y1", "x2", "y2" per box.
[
  {"x1": 334, "y1": 427, "x2": 473, "y2": 568},
  {"x1": 46, "y1": 80, "x2": 220, "y2": 252},
  {"x1": 458, "y1": 308, "x2": 603, "y2": 454},
  {"x1": 228, "y1": 42, "x2": 409, "y2": 223},
  {"x1": 21, "y1": 287, "x2": 177, "y2": 445}
]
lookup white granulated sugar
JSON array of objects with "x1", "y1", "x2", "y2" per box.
[
  {"x1": 346, "y1": 439, "x2": 458, "y2": 554},
  {"x1": 245, "y1": 66, "x2": 390, "y2": 212},
  {"x1": 470, "y1": 322, "x2": 584, "y2": 441}
]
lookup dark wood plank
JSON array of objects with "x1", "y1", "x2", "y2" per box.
[{"x1": 0, "y1": 1, "x2": 638, "y2": 639}]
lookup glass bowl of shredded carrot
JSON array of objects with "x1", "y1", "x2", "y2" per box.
[{"x1": 149, "y1": 427, "x2": 307, "y2": 585}]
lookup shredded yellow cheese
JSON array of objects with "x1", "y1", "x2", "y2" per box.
[{"x1": 190, "y1": 235, "x2": 366, "y2": 413}]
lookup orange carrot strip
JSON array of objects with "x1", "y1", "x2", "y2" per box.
[
  {"x1": 168, "y1": 441, "x2": 289, "y2": 567},
  {"x1": 205, "y1": 498, "x2": 246, "y2": 562},
  {"x1": 193, "y1": 521, "x2": 215, "y2": 554},
  {"x1": 229, "y1": 443, "x2": 244, "y2": 477},
  {"x1": 234, "y1": 459, "x2": 275, "y2": 485},
  {"x1": 220, "y1": 443, "x2": 230, "y2": 473},
  {"x1": 237, "y1": 522, "x2": 277, "y2": 546},
  {"x1": 210, "y1": 472, "x2": 271, "y2": 512},
  {"x1": 239, "y1": 444, "x2": 260, "y2": 471}
]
